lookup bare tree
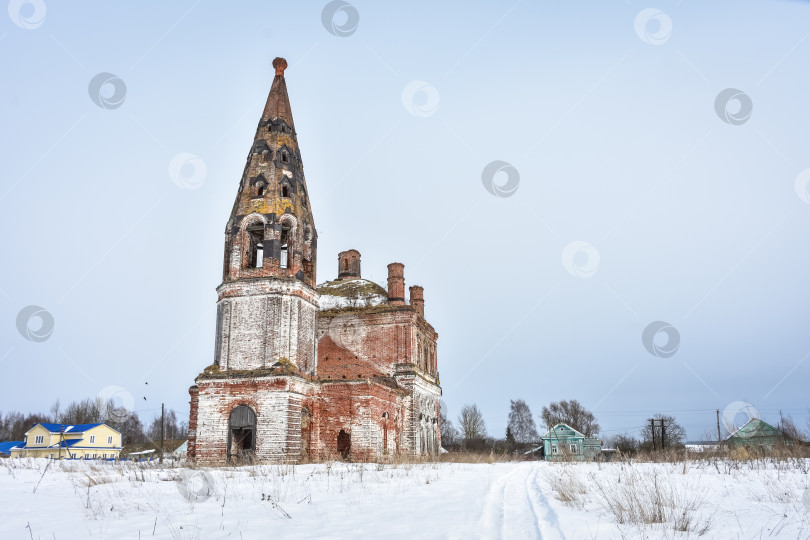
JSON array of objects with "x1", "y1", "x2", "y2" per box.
[
  {"x1": 609, "y1": 433, "x2": 639, "y2": 455},
  {"x1": 458, "y1": 404, "x2": 487, "y2": 442},
  {"x1": 777, "y1": 411, "x2": 805, "y2": 442},
  {"x1": 640, "y1": 414, "x2": 686, "y2": 449},
  {"x1": 541, "y1": 400, "x2": 600, "y2": 437},
  {"x1": 440, "y1": 410, "x2": 459, "y2": 446},
  {"x1": 49, "y1": 400, "x2": 61, "y2": 423},
  {"x1": 508, "y1": 399, "x2": 539, "y2": 443}
]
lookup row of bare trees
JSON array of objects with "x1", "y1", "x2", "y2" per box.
[
  {"x1": 0, "y1": 399, "x2": 187, "y2": 446},
  {"x1": 440, "y1": 399, "x2": 602, "y2": 451}
]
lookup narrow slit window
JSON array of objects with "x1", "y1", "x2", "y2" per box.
[
  {"x1": 280, "y1": 225, "x2": 290, "y2": 269},
  {"x1": 256, "y1": 242, "x2": 264, "y2": 268},
  {"x1": 281, "y1": 185, "x2": 289, "y2": 198}
]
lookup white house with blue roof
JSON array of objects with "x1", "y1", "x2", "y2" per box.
[{"x1": 10, "y1": 423, "x2": 122, "y2": 460}]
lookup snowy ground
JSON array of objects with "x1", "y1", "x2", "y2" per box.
[{"x1": 1, "y1": 457, "x2": 809, "y2": 539}]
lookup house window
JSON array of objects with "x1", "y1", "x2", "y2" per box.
[
  {"x1": 90, "y1": 435, "x2": 95, "y2": 444},
  {"x1": 35, "y1": 435, "x2": 44, "y2": 444},
  {"x1": 93, "y1": 453, "x2": 97, "y2": 458},
  {"x1": 570, "y1": 444, "x2": 577, "y2": 454},
  {"x1": 552, "y1": 444, "x2": 558, "y2": 455},
  {"x1": 103, "y1": 454, "x2": 107, "y2": 459},
  {"x1": 108, "y1": 436, "x2": 113, "y2": 444},
  {"x1": 50, "y1": 453, "x2": 54, "y2": 458}
]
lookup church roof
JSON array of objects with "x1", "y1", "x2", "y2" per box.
[{"x1": 317, "y1": 279, "x2": 388, "y2": 310}]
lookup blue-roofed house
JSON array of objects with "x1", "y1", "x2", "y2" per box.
[
  {"x1": 541, "y1": 423, "x2": 603, "y2": 462},
  {"x1": 9, "y1": 423, "x2": 122, "y2": 460},
  {"x1": 0, "y1": 441, "x2": 24, "y2": 457}
]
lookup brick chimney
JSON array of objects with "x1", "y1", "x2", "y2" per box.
[
  {"x1": 387, "y1": 263, "x2": 405, "y2": 305},
  {"x1": 409, "y1": 285, "x2": 424, "y2": 317},
  {"x1": 338, "y1": 250, "x2": 361, "y2": 280}
]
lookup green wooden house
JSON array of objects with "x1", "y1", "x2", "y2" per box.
[
  {"x1": 726, "y1": 418, "x2": 787, "y2": 450},
  {"x1": 541, "y1": 423, "x2": 602, "y2": 462}
]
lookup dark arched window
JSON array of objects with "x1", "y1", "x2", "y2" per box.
[
  {"x1": 228, "y1": 405, "x2": 257, "y2": 461},
  {"x1": 281, "y1": 185, "x2": 289, "y2": 198}
]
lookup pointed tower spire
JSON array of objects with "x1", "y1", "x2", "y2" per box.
[
  {"x1": 223, "y1": 57, "x2": 317, "y2": 288},
  {"x1": 258, "y1": 57, "x2": 295, "y2": 132}
]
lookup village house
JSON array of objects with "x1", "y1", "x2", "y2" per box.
[
  {"x1": 541, "y1": 423, "x2": 603, "y2": 462},
  {"x1": 726, "y1": 418, "x2": 790, "y2": 450},
  {"x1": 9, "y1": 423, "x2": 122, "y2": 460},
  {"x1": 188, "y1": 58, "x2": 442, "y2": 464}
]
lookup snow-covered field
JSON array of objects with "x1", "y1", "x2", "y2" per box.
[{"x1": 1, "y1": 457, "x2": 809, "y2": 539}]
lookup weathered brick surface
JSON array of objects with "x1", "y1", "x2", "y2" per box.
[{"x1": 188, "y1": 59, "x2": 441, "y2": 464}]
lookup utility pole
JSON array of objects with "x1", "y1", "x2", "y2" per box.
[
  {"x1": 716, "y1": 409, "x2": 721, "y2": 443},
  {"x1": 660, "y1": 419, "x2": 666, "y2": 450},
  {"x1": 160, "y1": 403, "x2": 165, "y2": 465},
  {"x1": 650, "y1": 418, "x2": 656, "y2": 451},
  {"x1": 59, "y1": 425, "x2": 63, "y2": 460}
]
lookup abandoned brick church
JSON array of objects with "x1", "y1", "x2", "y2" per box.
[{"x1": 187, "y1": 58, "x2": 442, "y2": 463}]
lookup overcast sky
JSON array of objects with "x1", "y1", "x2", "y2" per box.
[{"x1": 1, "y1": 0, "x2": 809, "y2": 441}]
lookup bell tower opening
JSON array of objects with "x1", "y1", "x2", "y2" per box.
[
  {"x1": 247, "y1": 224, "x2": 264, "y2": 268},
  {"x1": 280, "y1": 225, "x2": 291, "y2": 269}
]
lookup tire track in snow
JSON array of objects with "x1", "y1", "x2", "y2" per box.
[
  {"x1": 526, "y1": 465, "x2": 566, "y2": 540},
  {"x1": 475, "y1": 464, "x2": 548, "y2": 539}
]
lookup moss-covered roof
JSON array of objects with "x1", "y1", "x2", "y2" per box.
[{"x1": 317, "y1": 278, "x2": 389, "y2": 310}]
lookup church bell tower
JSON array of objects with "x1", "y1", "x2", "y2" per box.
[{"x1": 214, "y1": 57, "x2": 318, "y2": 373}]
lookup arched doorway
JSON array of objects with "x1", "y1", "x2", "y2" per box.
[
  {"x1": 337, "y1": 429, "x2": 351, "y2": 460},
  {"x1": 228, "y1": 405, "x2": 256, "y2": 463}
]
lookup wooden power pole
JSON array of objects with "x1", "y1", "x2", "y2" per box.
[
  {"x1": 716, "y1": 409, "x2": 721, "y2": 443},
  {"x1": 650, "y1": 418, "x2": 656, "y2": 451},
  {"x1": 660, "y1": 419, "x2": 666, "y2": 450},
  {"x1": 160, "y1": 403, "x2": 165, "y2": 464}
]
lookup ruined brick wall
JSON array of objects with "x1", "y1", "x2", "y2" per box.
[
  {"x1": 215, "y1": 279, "x2": 318, "y2": 373},
  {"x1": 193, "y1": 376, "x2": 317, "y2": 464},
  {"x1": 313, "y1": 380, "x2": 405, "y2": 461},
  {"x1": 187, "y1": 385, "x2": 199, "y2": 459},
  {"x1": 316, "y1": 307, "x2": 437, "y2": 378}
]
